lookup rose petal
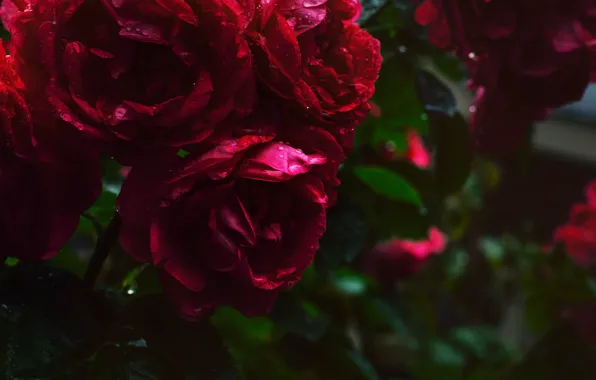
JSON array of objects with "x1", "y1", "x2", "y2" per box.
[{"x1": 237, "y1": 142, "x2": 326, "y2": 182}]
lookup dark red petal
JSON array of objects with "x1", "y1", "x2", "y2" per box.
[
  {"x1": 156, "y1": 0, "x2": 198, "y2": 25},
  {"x1": 236, "y1": 142, "x2": 326, "y2": 182},
  {"x1": 119, "y1": 21, "x2": 168, "y2": 44}
]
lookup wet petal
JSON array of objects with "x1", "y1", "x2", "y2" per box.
[{"x1": 237, "y1": 142, "x2": 326, "y2": 182}]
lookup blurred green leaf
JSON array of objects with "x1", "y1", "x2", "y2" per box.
[
  {"x1": 270, "y1": 292, "x2": 330, "y2": 342},
  {"x1": 87, "y1": 190, "x2": 118, "y2": 225},
  {"x1": 330, "y1": 269, "x2": 372, "y2": 296},
  {"x1": 430, "y1": 52, "x2": 465, "y2": 82},
  {"x1": 355, "y1": 166, "x2": 423, "y2": 206},
  {"x1": 375, "y1": 201, "x2": 431, "y2": 240},
  {"x1": 500, "y1": 323, "x2": 596, "y2": 380},
  {"x1": 126, "y1": 296, "x2": 239, "y2": 379},
  {"x1": 315, "y1": 198, "x2": 370, "y2": 275},
  {"x1": 363, "y1": 55, "x2": 428, "y2": 150},
  {"x1": 431, "y1": 113, "x2": 473, "y2": 199},
  {"x1": 3, "y1": 258, "x2": 19, "y2": 267},
  {"x1": 0, "y1": 263, "x2": 113, "y2": 379},
  {"x1": 358, "y1": 0, "x2": 390, "y2": 26},
  {"x1": 415, "y1": 69, "x2": 456, "y2": 117},
  {"x1": 48, "y1": 244, "x2": 88, "y2": 279},
  {"x1": 212, "y1": 307, "x2": 274, "y2": 347},
  {"x1": 280, "y1": 333, "x2": 380, "y2": 380},
  {"x1": 410, "y1": 339, "x2": 464, "y2": 380},
  {"x1": 71, "y1": 345, "x2": 166, "y2": 380}
]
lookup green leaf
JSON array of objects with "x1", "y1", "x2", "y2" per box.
[
  {"x1": 0, "y1": 263, "x2": 113, "y2": 379},
  {"x1": 415, "y1": 69, "x2": 456, "y2": 117},
  {"x1": 410, "y1": 340, "x2": 465, "y2": 380},
  {"x1": 375, "y1": 201, "x2": 431, "y2": 240},
  {"x1": 3, "y1": 258, "x2": 19, "y2": 267},
  {"x1": 315, "y1": 198, "x2": 370, "y2": 275},
  {"x1": 357, "y1": 0, "x2": 389, "y2": 26},
  {"x1": 270, "y1": 292, "x2": 330, "y2": 342},
  {"x1": 330, "y1": 269, "x2": 371, "y2": 296},
  {"x1": 500, "y1": 323, "x2": 596, "y2": 380},
  {"x1": 346, "y1": 349, "x2": 381, "y2": 380},
  {"x1": 354, "y1": 166, "x2": 423, "y2": 206},
  {"x1": 279, "y1": 333, "x2": 380, "y2": 380},
  {"x1": 430, "y1": 52, "x2": 465, "y2": 82},
  {"x1": 70, "y1": 346, "x2": 166, "y2": 380},
  {"x1": 126, "y1": 296, "x2": 240, "y2": 379},
  {"x1": 177, "y1": 149, "x2": 190, "y2": 158},
  {"x1": 86, "y1": 190, "x2": 118, "y2": 225},
  {"x1": 431, "y1": 113, "x2": 473, "y2": 199}
]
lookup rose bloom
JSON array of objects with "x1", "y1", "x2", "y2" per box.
[
  {"x1": 117, "y1": 110, "x2": 344, "y2": 319},
  {"x1": 249, "y1": 0, "x2": 382, "y2": 149},
  {"x1": 0, "y1": 45, "x2": 101, "y2": 260},
  {"x1": 364, "y1": 227, "x2": 447, "y2": 282},
  {"x1": 4, "y1": 0, "x2": 257, "y2": 160},
  {"x1": 553, "y1": 181, "x2": 596, "y2": 267},
  {"x1": 415, "y1": 0, "x2": 596, "y2": 155}
]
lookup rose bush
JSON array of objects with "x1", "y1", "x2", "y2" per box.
[
  {"x1": 415, "y1": 0, "x2": 596, "y2": 155},
  {"x1": 0, "y1": 44, "x2": 101, "y2": 260},
  {"x1": 117, "y1": 110, "x2": 344, "y2": 318}
]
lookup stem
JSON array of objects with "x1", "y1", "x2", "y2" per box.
[{"x1": 84, "y1": 212, "x2": 122, "y2": 287}]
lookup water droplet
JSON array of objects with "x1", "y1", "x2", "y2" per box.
[
  {"x1": 141, "y1": 29, "x2": 150, "y2": 36},
  {"x1": 278, "y1": 154, "x2": 284, "y2": 158},
  {"x1": 278, "y1": 146, "x2": 284, "y2": 151},
  {"x1": 296, "y1": 149, "x2": 302, "y2": 154},
  {"x1": 398, "y1": 45, "x2": 407, "y2": 53},
  {"x1": 468, "y1": 105, "x2": 477, "y2": 113},
  {"x1": 61, "y1": 114, "x2": 72, "y2": 122},
  {"x1": 468, "y1": 52, "x2": 476, "y2": 59}
]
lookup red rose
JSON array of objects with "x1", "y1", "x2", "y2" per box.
[
  {"x1": 364, "y1": 227, "x2": 447, "y2": 282},
  {"x1": 249, "y1": 0, "x2": 381, "y2": 142},
  {"x1": 416, "y1": 0, "x2": 596, "y2": 155},
  {"x1": 553, "y1": 181, "x2": 596, "y2": 267},
  {"x1": 4, "y1": 0, "x2": 256, "y2": 159},
  {"x1": 0, "y1": 45, "x2": 101, "y2": 260},
  {"x1": 117, "y1": 111, "x2": 344, "y2": 319}
]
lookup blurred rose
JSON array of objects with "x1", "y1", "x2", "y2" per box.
[
  {"x1": 364, "y1": 227, "x2": 447, "y2": 282},
  {"x1": 404, "y1": 130, "x2": 431, "y2": 168},
  {"x1": 553, "y1": 181, "x2": 596, "y2": 267},
  {"x1": 416, "y1": 0, "x2": 596, "y2": 155}
]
